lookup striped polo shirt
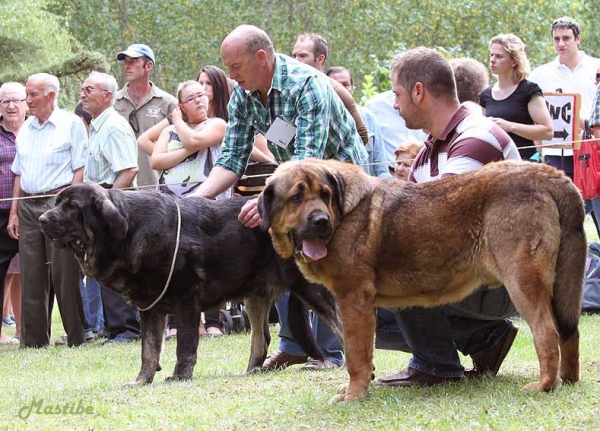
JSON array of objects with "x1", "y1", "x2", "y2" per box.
[
  {"x1": 12, "y1": 108, "x2": 87, "y2": 194},
  {"x1": 84, "y1": 106, "x2": 138, "y2": 185},
  {"x1": 409, "y1": 106, "x2": 520, "y2": 183}
]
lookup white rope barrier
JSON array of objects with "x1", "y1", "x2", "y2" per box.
[{"x1": 2, "y1": 136, "x2": 597, "y2": 203}]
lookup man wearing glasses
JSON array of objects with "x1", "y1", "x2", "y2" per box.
[
  {"x1": 0, "y1": 83, "x2": 27, "y2": 345},
  {"x1": 8, "y1": 73, "x2": 87, "y2": 348},
  {"x1": 114, "y1": 44, "x2": 177, "y2": 188},
  {"x1": 80, "y1": 72, "x2": 138, "y2": 189},
  {"x1": 79, "y1": 71, "x2": 139, "y2": 345}
]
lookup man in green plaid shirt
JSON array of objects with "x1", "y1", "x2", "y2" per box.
[{"x1": 192, "y1": 24, "x2": 367, "y2": 227}]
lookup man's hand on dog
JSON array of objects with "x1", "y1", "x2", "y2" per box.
[{"x1": 238, "y1": 198, "x2": 261, "y2": 228}]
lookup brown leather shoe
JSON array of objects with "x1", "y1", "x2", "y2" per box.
[
  {"x1": 301, "y1": 358, "x2": 343, "y2": 371},
  {"x1": 262, "y1": 349, "x2": 308, "y2": 371},
  {"x1": 465, "y1": 322, "x2": 518, "y2": 378},
  {"x1": 376, "y1": 367, "x2": 463, "y2": 387}
]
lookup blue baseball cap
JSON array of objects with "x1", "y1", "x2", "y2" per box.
[{"x1": 116, "y1": 44, "x2": 156, "y2": 63}]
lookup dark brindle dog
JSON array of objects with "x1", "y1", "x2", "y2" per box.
[
  {"x1": 39, "y1": 183, "x2": 342, "y2": 385},
  {"x1": 258, "y1": 158, "x2": 586, "y2": 403}
]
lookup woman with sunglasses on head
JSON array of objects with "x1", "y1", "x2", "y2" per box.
[{"x1": 479, "y1": 33, "x2": 553, "y2": 161}]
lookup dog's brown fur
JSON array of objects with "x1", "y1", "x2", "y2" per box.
[{"x1": 258, "y1": 158, "x2": 586, "y2": 403}]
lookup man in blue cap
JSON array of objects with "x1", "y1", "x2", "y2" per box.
[
  {"x1": 114, "y1": 43, "x2": 177, "y2": 187},
  {"x1": 107, "y1": 44, "x2": 176, "y2": 345}
]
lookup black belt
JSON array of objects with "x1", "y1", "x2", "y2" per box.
[{"x1": 22, "y1": 185, "x2": 69, "y2": 198}]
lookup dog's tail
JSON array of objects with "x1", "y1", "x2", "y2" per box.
[
  {"x1": 550, "y1": 173, "x2": 586, "y2": 381},
  {"x1": 551, "y1": 176, "x2": 586, "y2": 338}
]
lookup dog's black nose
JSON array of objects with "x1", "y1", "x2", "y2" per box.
[
  {"x1": 38, "y1": 214, "x2": 49, "y2": 226},
  {"x1": 308, "y1": 213, "x2": 332, "y2": 239},
  {"x1": 311, "y1": 214, "x2": 329, "y2": 229}
]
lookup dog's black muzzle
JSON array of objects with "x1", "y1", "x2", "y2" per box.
[{"x1": 305, "y1": 211, "x2": 333, "y2": 240}]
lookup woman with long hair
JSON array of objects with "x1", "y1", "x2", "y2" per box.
[{"x1": 479, "y1": 33, "x2": 553, "y2": 160}]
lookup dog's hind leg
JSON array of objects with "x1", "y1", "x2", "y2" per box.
[
  {"x1": 503, "y1": 263, "x2": 561, "y2": 392},
  {"x1": 330, "y1": 278, "x2": 377, "y2": 403},
  {"x1": 167, "y1": 300, "x2": 202, "y2": 382},
  {"x1": 244, "y1": 296, "x2": 271, "y2": 373},
  {"x1": 126, "y1": 311, "x2": 166, "y2": 386}
]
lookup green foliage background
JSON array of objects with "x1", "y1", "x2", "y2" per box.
[{"x1": 3, "y1": 0, "x2": 600, "y2": 107}]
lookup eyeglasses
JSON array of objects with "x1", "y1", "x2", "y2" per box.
[
  {"x1": 0, "y1": 99, "x2": 25, "y2": 107},
  {"x1": 78, "y1": 86, "x2": 109, "y2": 96},
  {"x1": 129, "y1": 109, "x2": 139, "y2": 134},
  {"x1": 551, "y1": 17, "x2": 581, "y2": 37},
  {"x1": 180, "y1": 93, "x2": 207, "y2": 105}
]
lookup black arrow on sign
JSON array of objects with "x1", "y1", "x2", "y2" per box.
[{"x1": 553, "y1": 129, "x2": 568, "y2": 140}]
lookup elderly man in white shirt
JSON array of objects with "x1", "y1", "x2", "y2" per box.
[
  {"x1": 8, "y1": 73, "x2": 88, "y2": 348},
  {"x1": 79, "y1": 71, "x2": 139, "y2": 345}
]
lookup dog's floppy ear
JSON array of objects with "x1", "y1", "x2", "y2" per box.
[
  {"x1": 94, "y1": 192, "x2": 128, "y2": 241},
  {"x1": 325, "y1": 170, "x2": 346, "y2": 217},
  {"x1": 257, "y1": 184, "x2": 274, "y2": 231}
]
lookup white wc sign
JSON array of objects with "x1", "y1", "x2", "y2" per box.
[{"x1": 542, "y1": 93, "x2": 581, "y2": 150}]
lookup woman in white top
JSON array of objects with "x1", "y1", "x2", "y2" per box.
[{"x1": 151, "y1": 80, "x2": 229, "y2": 199}]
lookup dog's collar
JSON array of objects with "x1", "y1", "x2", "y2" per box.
[{"x1": 138, "y1": 201, "x2": 181, "y2": 312}]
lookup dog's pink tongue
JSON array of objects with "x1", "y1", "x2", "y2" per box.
[{"x1": 302, "y1": 239, "x2": 328, "y2": 260}]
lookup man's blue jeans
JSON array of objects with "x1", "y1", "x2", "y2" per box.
[
  {"x1": 78, "y1": 269, "x2": 104, "y2": 333},
  {"x1": 275, "y1": 292, "x2": 344, "y2": 366},
  {"x1": 376, "y1": 286, "x2": 516, "y2": 377}
]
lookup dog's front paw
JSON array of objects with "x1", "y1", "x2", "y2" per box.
[
  {"x1": 329, "y1": 389, "x2": 368, "y2": 404},
  {"x1": 246, "y1": 366, "x2": 263, "y2": 374},
  {"x1": 522, "y1": 377, "x2": 561, "y2": 392},
  {"x1": 164, "y1": 374, "x2": 192, "y2": 383},
  {"x1": 122, "y1": 378, "x2": 151, "y2": 388},
  {"x1": 336, "y1": 383, "x2": 348, "y2": 394},
  {"x1": 330, "y1": 382, "x2": 369, "y2": 403}
]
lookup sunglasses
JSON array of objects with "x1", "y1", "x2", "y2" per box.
[
  {"x1": 551, "y1": 18, "x2": 580, "y2": 37},
  {"x1": 129, "y1": 109, "x2": 139, "y2": 134}
]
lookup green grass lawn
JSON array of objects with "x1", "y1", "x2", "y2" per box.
[
  {"x1": 586, "y1": 215, "x2": 600, "y2": 243},
  {"x1": 1, "y1": 312, "x2": 600, "y2": 430},
  {"x1": 0, "y1": 219, "x2": 598, "y2": 430}
]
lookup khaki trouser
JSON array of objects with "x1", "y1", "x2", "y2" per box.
[{"x1": 18, "y1": 196, "x2": 85, "y2": 347}]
